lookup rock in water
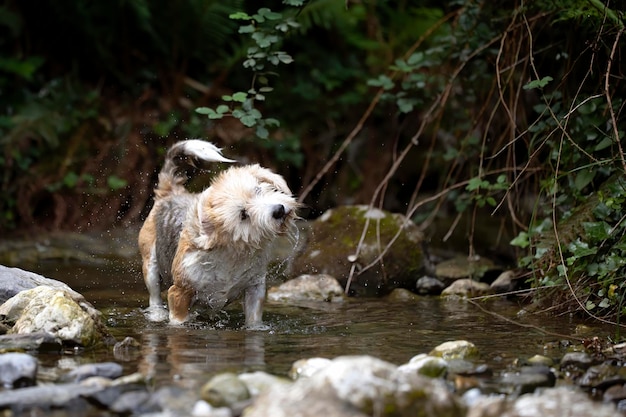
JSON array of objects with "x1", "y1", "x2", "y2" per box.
[
  {"x1": 291, "y1": 205, "x2": 425, "y2": 296},
  {"x1": 0, "y1": 352, "x2": 38, "y2": 388},
  {"x1": 0, "y1": 286, "x2": 113, "y2": 347},
  {"x1": 245, "y1": 355, "x2": 465, "y2": 417},
  {"x1": 267, "y1": 274, "x2": 345, "y2": 303}
]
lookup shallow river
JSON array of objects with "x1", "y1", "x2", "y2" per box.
[{"x1": 21, "y1": 255, "x2": 616, "y2": 393}]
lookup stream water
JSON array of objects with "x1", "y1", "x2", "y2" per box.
[{"x1": 24, "y1": 256, "x2": 615, "y2": 393}]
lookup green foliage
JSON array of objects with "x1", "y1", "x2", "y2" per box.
[{"x1": 196, "y1": 5, "x2": 300, "y2": 139}]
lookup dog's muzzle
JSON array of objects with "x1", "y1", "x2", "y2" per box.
[{"x1": 272, "y1": 204, "x2": 287, "y2": 220}]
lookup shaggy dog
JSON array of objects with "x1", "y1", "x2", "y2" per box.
[{"x1": 138, "y1": 140, "x2": 298, "y2": 328}]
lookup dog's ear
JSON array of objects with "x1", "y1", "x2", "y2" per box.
[
  {"x1": 192, "y1": 193, "x2": 219, "y2": 250},
  {"x1": 251, "y1": 165, "x2": 292, "y2": 195}
]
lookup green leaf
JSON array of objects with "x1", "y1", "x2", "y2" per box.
[
  {"x1": 238, "y1": 25, "x2": 256, "y2": 34},
  {"x1": 229, "y1": 12, "x2": 251, "y2": 20},
  {"x1": 107, "y1": 175, "x2": 127, "y2": 190},
  {"x1": 367, "y1": 75, "x2": 394, "y2": 90},
  {"x1": 195, "y1": 107, "x2": 212, "y2": 115},
  {"x1": 594, "y1": 136, "x2": 613, "y2": 151},
  {"x1": 232, "y1": 92, "x2": 248, "y2": 102},
  {"x1": 583, "y1": 221, "x2": 611, "y2": 241},
  {"x1": 574, "y1": 168, "x2": 595, "y2": 191},
  {"x1": 63, "y1": 172, "x2": 79, "y2": 188},
  {"x1": 256, "y1": 125, "x2": 269, "y2": 139},
  {"x1": 216, "y1": 104, "x2": 230, "y2": 114},
  {"x1": 523, "y1": 76, "x2": 553, "y2": 90},
  {"x1": 510, "y1": 231, "x2": 530, "y2": 248}
]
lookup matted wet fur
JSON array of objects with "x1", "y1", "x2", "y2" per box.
[{"x1": 138, "y1": 140, "x2": 298, "y2": 328}]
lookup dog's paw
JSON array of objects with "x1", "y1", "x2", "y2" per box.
[
  {"x1": 145, "y1": 306, "x2": 169, "y2": 322},
  {"x1": 244, "y1": 322, "x2": 271, "y2": 331}
]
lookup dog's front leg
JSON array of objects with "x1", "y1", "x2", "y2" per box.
[
  {"x1": 244, "y1": 280, "x2": 266, "y2": 329},
  {"x1": 168, "y1": 284, "x2": 194, "y2": 325},
  {"x1": 144, "y1": 244, "x2": 168, "y2": 322}
]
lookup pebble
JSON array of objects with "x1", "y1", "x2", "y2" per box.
[
  {"x1": 0, "y1": 352, "x2": 38, "y2": 388},
  {"x1": 200, "y1": 373, "x2": 250, "y2": 407}
]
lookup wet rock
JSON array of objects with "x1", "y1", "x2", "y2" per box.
[
  {"x1": 289, "y1": 357, "x2": 332, "y2": 379},
  {"x1": 191, "y1": 400, "x2": 233, "y2": 417},
  {"x1": 430, "y1": 340, "x2": 480, "y2": 361},
  {"x1": 267, "y1": 274, "x2": 345, "y2": 303},
  {"x1": 61, "y1": 362, "x2": 123, "y2": 383},
  {"x1": 490, "y1": 270, "x2": 519, "y2": 294},
  {"x1": 386, "y1": 288, "x2": 420, "y2": 302},
  {"x1": 0, "y1": 332, "x2": 63, "y2": 353},
  {"x1": 0, "y1": 286, "x2": 113, "y2": 347},
  {"x1": 578, "y1": 363, "x2": 620, "y2": 388},
  {"x1": 0, "y1": 265, "x2": 84, "y2": 304},
  {"x1": 397, "y1": 353, "x2": 448, "y2": 378},
  {"x1": 238, "y1": 371, "x2": 291, "y2": 396},
  {"x1": 245, "y1": 355, "x2": 465, "y2": 417},
  {"x1": 467, "y1": 386, "x2": 619, "y2": 417},
  {"x1": 200, "y1": 373, "x2": 250, "y2": 408},
  {"x1": 415, "y1": 276, "x2": 446, "y2": 295},
  {"x1": 560, "y1": 351, "x2": 593, "y2": 371},
  {"x1": 441, "y1": 279, "x2": 493, "y2": 297},
  {"x1": 113, "y1": 336, "x2": 141, "y2": 361},
  {"x1": 0, "y1": 382, "x2": 104, "y2": 411},
  {"x1": 526, "y1": 354, "x2": 554, "y2": 367},
  {"x1": 0, "y1": 352, "x2": 38, "y2": 388},
  {"x1": 291, "y1": 205, "x2": 425, "y2": 296},
  {"x1": 499, "y1": 366, "x2": 556, "y2": 395},
  {"x1": 603, "y1": 383, "x2": 626, "y2": 402},
  {"x1": 435, "y1": 255, "x2": 498, "y2": 284}
]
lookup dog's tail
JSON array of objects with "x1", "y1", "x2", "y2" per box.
[{"x1": 155, "y1": 140, "x2": 235, "y2": 198}]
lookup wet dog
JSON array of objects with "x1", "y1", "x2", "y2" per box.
[{"x1": 138, "y1": 140, "x2": 298, "y2": 328}]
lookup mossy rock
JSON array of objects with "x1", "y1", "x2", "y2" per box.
[{"x1": 291, "y1": 205, "x2": 425, "y2": 296}]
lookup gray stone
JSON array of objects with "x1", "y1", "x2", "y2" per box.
[
  {"x1": 0, "y1": 332, "x2": 63, "y2": 352},
  {"x1": 245, "y1": 355, "x2": 465, "y2": 417},
  {"x1": 289, "y1": 357, "x2": 332, "y2": 379},
  {"x1": 0, "y1": 352, "x2": 38, "y2": 388},
  {"x1": 397, "y1": 354, "x2": 448, "y2": 378},
  {"x1": 61, "y1": 362, "x2": 124, "y2": 382},
  {"x1": 0, "y1": 265, "x2": 82, "y2": 304},
  {"x1": 415, "y1": 276, "x2": 446, "y2": 295},
  {"x1": 490, "y1": 270, "x2": 519, "y2": 293},
  {"x1": 430, "y1": 340, "x2": 480, "y2": 361},
  {"x1": 268, "y1": 274, "x2": 345, "y2": 303},
  {"x1": 386, "y1": 288, "x2": 420, "y2": 302},
  {"x1": 441, "y1": 279, "x2": 493, "y2": 297},
  {"x1": 291, "y1": 206, "x2": 425, "y2": 296},
  {"x1": 200, "y1": 373, "x2": 250, "y2": 408},
  {"x1": 560, "y1": 351, "x2": 593, "y2": 370},
  {"x1": 467, "y1": 387, "x2": 619, "y2": 417},
  {"x1": 499, "y1": 366, "x2": 556, "y2": 395}
]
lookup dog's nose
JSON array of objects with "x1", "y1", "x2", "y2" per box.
[{"x1": 272, "y1": 204, "x2": 286, "y2": 219}]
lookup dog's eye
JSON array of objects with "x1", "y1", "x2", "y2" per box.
[{"x1": 240, "y1": 209, "x2": 248, "y2": 220}]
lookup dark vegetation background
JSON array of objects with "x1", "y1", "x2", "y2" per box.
[{"x1": 1, "y1": 0, "x2": 625, "y2": 320}]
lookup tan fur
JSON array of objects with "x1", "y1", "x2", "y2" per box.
[{"x1": 139, "y1": 140, "x2": 298, "y2": 328}]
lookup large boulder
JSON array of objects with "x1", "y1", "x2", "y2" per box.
[
  {"x1": 0, "y1": 266, "x2": 113, "y2": 347},
  {"x1": 291, "y1": 206, "x2": 425, "y2": 296},
  {"x1": 0, "y1": 265, "x2": 82, "y2": 305}
]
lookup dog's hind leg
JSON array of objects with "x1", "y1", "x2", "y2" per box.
[
  {"x1": 168, "y1": 284, "x2": 194, "y2": 324},
  {"x1": 243, "y1": 280, "x2": 266, "y2": 329}
]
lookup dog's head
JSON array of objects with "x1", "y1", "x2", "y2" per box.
[{"x1": 196, "y1": 164, "x2": 299, "y2": 249}]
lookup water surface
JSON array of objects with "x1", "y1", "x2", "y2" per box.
[{"x1": 28, "y1": 258, "x2": 607, "y2": 391}]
